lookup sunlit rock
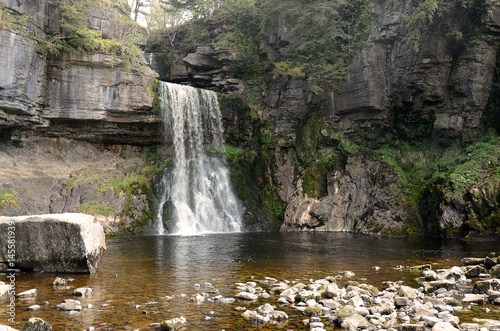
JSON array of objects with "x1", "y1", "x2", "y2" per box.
[
  {"x1": 17, "y1": 289, "x2": 36, "y2": 298},
  {"x1": 236, "y1": 292, "x2": 258, "y2": 300},
  {"x1": 55, "y1": 299, "x2": 82, "y2": 312},
  {"x1": 27, "y1": 305, "x2": 41, "y2": 311}
]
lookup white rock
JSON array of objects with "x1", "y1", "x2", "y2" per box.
[
  {"x1": 17, "y1": 289, "x2": 37, "y2": 298},
  {"x1": 236, "y1": 292, "x2": 258, "y2": 301},
  {"x1": 432, "y1": 321, "x2": 460, "y2": 331}
]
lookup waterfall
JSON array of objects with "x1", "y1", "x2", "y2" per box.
[{"x1": 155, "y1": 82, "x2": 242, "y2": 235}]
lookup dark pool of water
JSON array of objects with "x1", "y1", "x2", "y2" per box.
[{"x1": 2, "y1": 232, "x2": 499, "y2": 330}]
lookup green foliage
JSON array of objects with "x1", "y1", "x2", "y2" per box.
[
  {"x1": 446, "y1": 138, "x2": 500, "y2": 194},
  {"x1": 223, "y1": 145, "x2": 246, "y2": 162},
  {"x1": 296, "y1": 113, "x2": 322, "y2": 164},
  {"x1": 218, "y1": 0, "x2": 270, "y2": 81},
  {"x1": 78, "y1": 200, "x2": 115, "y2": 216},
  {"x1": 403, "y1": 0, "x2": 499, "y2": 56},
  {"x1": 0, "y1": 190, "x2": 20, "y2": 213},
  {"x1": 31, "y1": 0, "x2": 145, "y2": 69},
  {"x1": 143, "y1": 144, "x2": 160, "y2": 162},
  {"x1": 262, "y1": 0, "x2": 373, "y2": 84},
  {"x1": 274, "y1": 61, "x2": 305, "y2": 78},
  {"x1": 146, "y1": 79, "x2": 161, "y2": 113},
  {"x1": 169, "y1": 18, "x2": 211, "y2": 49}
]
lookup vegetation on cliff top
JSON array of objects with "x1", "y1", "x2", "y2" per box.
[{"x1": 0, "y1": 0, "x2": 145, "y2": 68}]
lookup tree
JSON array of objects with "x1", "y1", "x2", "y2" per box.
[{"x1": 130, "y1": 0, "x2": 150, "y2": 23}]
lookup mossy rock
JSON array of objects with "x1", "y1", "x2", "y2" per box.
[
  {"x1": 303, "y1": 305, "x2": 323, "y2": 316},
  {"x1": 337, "y1": 305, "x2": 356, "y2": 319},
  {"x1": 303, "y1": 163, "x2": 328, "y2": 198}
]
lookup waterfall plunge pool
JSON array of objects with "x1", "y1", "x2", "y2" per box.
[{"x1": 3, "y1": 232, "x2": 499, "y2": 330}]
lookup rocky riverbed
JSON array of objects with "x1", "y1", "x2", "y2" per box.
[{"x1": 1, "y1": 254, "x2": 500, "y2": 330}]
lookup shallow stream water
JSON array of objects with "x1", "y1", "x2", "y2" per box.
[{"x1": 2, "y1": 232, "x2": 499, "y2": 330}]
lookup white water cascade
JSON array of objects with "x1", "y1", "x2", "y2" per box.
[{"x1": 155, "y1": 82, "x2": 242, "y2": 235}]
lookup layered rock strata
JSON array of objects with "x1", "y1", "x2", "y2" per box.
[{"x1": 0, "y1": 0, "x2": 160, "y2": 145}]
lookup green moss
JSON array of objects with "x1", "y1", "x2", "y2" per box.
[
  {"x1": 124, "y1": 211, "x2": 149, "y2": 235},
  {"x1": 296, "y1": 113, "x2": 322, "y2": 165},
  {"x1": 0, "y1": 189, "x2": 20, "y2": 213},
  {"x1": 261, "y1": 184, "x2": 286, "y2": 220},
  {"x1": 98, "y1": 174, "x2": 149, "y2": 198},
  {"x1": 146, "y1": 79, "x2": 160, "y2": 113},
  {"x1": 78, "y1": 200, "x2": 115, "y2": 216},
  {"x1": 303, "y1": 164, "x2": 328, "y2": 198}
]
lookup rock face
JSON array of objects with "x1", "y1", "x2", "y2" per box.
[
  {"x1": 169, "y1": 0, "x2": 500, "y2": 235},
  {"x1": 0, "y1": 137, "x2": 153, "y2": 234},
  {"x1": 281, "y1": 154, "x2": 409, "y2": 233},
  {"x1": 0, "y1": 213, "x2": 106, "y2": 273},
  {"x1": 153, "y1": 1, "x2": 500, "y2": 234},
  {"x1": 0, "y1": 0, "x2": 160, "y2": 145}
]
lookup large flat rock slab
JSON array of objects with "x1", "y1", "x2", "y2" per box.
[{"x1": 0, "y1": 213, "x2": 105, "y2": 273}]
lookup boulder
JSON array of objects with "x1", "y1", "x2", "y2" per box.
[
  {"x1": 72, "y1": 288, "x2": 94, "y2": 297},
  {"x1": 465, "y1": 265, "x2": 488, "y2": 278},
  {"x1": 424, "y1": 281, "x2": 459, "y2": 294},
  {"x1": 52, "y1": 278, "x2": 67, "y2": 287},
  {"x1": 0, "y1": 214, "x2": 106, "y2": 273},
  {"x1": 272, "y1": 311, "x2": 289, "y2": 321},
  {"x1": 461, "y1": 258, "x2": 485, "y2": 266},
  {"x1": 55, "y1": 299, "x2": 82, "y2": 312},
  {"x1": 490, "y1": 265, "x2": 500, "y2": 278},
  {"x1": 340, "y1": 314, "x2": 369, "y2": 329},
  {"x1": 21, "y1": 317, "x2": 52, "y2": 331},
  {"x1": 462, "y1": 294, "x2": 487, "y2": 305},
  {"x1": 236, "y1": 292, "x2": 258, "y2": 300},
  {"x1": 17, "y1": 289, "x2": 37, "y2": 298},
  {"x1": 395, "y1": 297, "x2": 411, "y2": 307},
  {"x1": 255, "y1": 303, "x2": 274, "y2": 316},
  {"x1": 473, "y1": 279, "x2": 500, "y2": 294}
]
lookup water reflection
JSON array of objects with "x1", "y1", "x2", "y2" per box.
[{"x1": 1, "y1": 233, "x2": 498, "y2": 330}]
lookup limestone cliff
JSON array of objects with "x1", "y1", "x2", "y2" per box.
[{"x1": 0, "y1": 0, "x2": 160, "y2": 145}]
